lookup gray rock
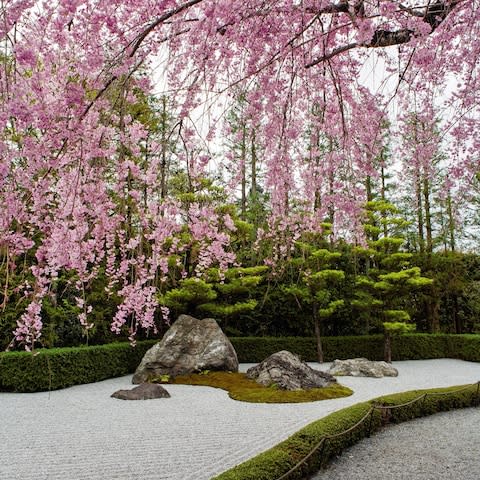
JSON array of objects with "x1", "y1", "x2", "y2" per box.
[
  {"x1": 111, "y1": 383, "x2": 170, "y2": 400},
  {"x1": 246, "y1": 350, "x2": 337, "y2": 390},
  {"x1": 132, "y1": 314, "x2": 238, "y2": 383},
  {"x1": 327, "y1": 358, "x2": 399, "y2": 378}
]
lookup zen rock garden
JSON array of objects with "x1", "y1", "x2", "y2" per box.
[
  {"x1": 246, "y1": 350, "x2": 336, "y2": 390},
  {"x1": 327, "y1": 358, "x2": 399, "y2": 378},
  {"x1": 132, "y1": 314, "x2": 239, "y2": 382},
  {"x1": 112, "y1": 315, "x2": 399, "y2": 400},
  {"x1": 111, "y1": 383, "x2": 171, "y2": 400}
]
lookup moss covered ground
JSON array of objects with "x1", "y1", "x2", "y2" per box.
[
  {"x1": 212, "y1": 383, "x2": 480, "y2": 480},
  {"x1": 159, "y1": 371, "x2": 353, "y2": 403}
]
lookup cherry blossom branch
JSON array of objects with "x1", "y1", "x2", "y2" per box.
[
  {"x1": 128, "y1": 0, "x2": 204, "y2": 57},
  {"x1": 306, "y1": 0, "x2": 463, "y2": 68}
]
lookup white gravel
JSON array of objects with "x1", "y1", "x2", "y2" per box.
[
  {"x1": 311, "y1": 407, "x2": 480, "y2": 480},
  {"x1": 1, "y1": 359, "x2": 479, "y2": 480}
]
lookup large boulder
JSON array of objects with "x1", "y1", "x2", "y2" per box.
[
  {"x1": 111, "y1": 383, "x2": 171, "y2": 400},
  {"x1": 132, "y1": 314, "x2": 238, "y2": 383},
  {"x1": 246, "y1": 350, "x2": 337, "y2": 390},
  {"x1": 327, "y1": 358, "x2": 398, "y2": 378}
]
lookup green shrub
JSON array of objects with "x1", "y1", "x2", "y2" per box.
[
  {"x1": 231, "y1": 337, "x2": 317, "y2": 363},
  {"x1": 2, "y1": 333, "x2": 479, "y2": 393},
  {"x1": 0, "y1": 340, "x2": 157, "y2": 392},
  {"x1": 444, "y1": 334, "x2": 480, "y2": 362},
  {"x1": 212, "y1": 383, "x2": 480, "y2": 480},
  {"x1": 231, "y1": 333, "x2": 480, "y2": 363}
]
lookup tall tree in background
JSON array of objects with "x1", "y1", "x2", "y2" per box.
[
  {"x1": 283, "y1": 242, "x2": 345, "y2": 363},
  {"x1": 1, "y1": 0, "x2": 479, "y2": 348}
]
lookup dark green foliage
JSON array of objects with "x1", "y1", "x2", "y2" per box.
[
  {"x1": 376, "y1": 385, "x2": 478, "y2": 423},
  {"x1": 2, "y1": 334, "x2": 479, "y2": 393},
  {"x1": 4, "y1": 250, "x2": 480, "y2": 349},
  {"x1": 391, "y1": 334, "x2": 447, "y2": 359},
  {"x1": 161, "y1": 278, "x2": 217, "y2": 314},
  {"x1": 231, "y1": 335, "x2": 384, "y2": 363},
  {"x1": 160, "y1": 267, "x2": 267, "y2": 335},
  {"x1": 444, "y1": 334, "x2": 480, "y2": 362},
  {"x1": 197, "y1": 266, "x2": 268, "y2": 335},
  {"x1": 0, "y1": 340, "x2": 157, "y2": 392},
  {"x1": 412, "y1": 252, "x2": 480, "y2": 333},
  {"x1": 232, "y1": 337, "x2": 318, "y2": 363},
  {"x1": 212, "y1": 383, "x2": 480, "y2": 480},
  {"x1": 0, "y1": 266, "x2": 124, "y2": 350},
  {"x1": 41, "y1": 276, "x2": 122, "y2": 348},
  {"x1": 231, "y1": 334, "x2": 480, "y2": 363}
]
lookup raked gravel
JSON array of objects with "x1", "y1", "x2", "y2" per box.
[
  {"x1": 311, "y1": 407, "x2": 480, "y2": 480},
  {"x1": 1, "y1": 359, "x2": 480, "y2": 480}
]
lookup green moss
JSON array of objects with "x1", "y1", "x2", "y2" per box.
[
  {"x1": 166, "y1": 371, "x2": 353, "y2": 403},
  {"x1": 213, "y1": 383, "x2": 480, "y2": 480}
]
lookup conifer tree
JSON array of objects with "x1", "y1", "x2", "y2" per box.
[
  {"x1": 284, "y1": 241, "x2": 345, "y2": 363},
  {"x1": 353, "y1": 200, "x2": 433, "y2": 361}
]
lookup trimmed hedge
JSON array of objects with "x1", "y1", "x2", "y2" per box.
[
  {"x1": 231, "y1": 333, "x2": 480, "y2": 363},
  {"x1": 1, "y1": 334, "x2": 479, "y2": 392},
  {"x1": 444, "y1": 334, "x2": 480, "y2": 362},
  {"x1": 0, "y1": 340, "x2": 157, "y2": 392},
  {"x1": 212, "y1": 383, "x2": 480, "y2": 480}
]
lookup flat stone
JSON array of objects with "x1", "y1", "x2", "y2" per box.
[
  {"x1": 328, "y1": 358, "x2": 399, "y2": 378},
  {"x1": 246, "y1": 350, "x2": 337, "y2": 390},
  {"x1": 111, "y1": 383, "x2": 171, "y2": 400},
  {"x1": 132, "y1": 314, "x2": 238, "y2": 383}
]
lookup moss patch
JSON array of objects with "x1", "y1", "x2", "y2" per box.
[
  {"x1": 213, "y1": 383, "x2": 480, "y2": 480},
  {"x1": 161, "y1": 371, "x2": 353, "y2": 403}
]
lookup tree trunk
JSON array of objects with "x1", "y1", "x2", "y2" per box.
[
  {"x1": 384, "y1": 330, "x2": 392, "y2": 363},
  {"x1": 446, "y1": 193, "x2": 456, "y2": 252},
  {"x1": 380, "y1": 165, "x2": 388, "y2": 237},
  {"x1": 160, "y1": 97, "x2": 169, "y2": 200},
  {"x1": 426, "y1": 293, "x2": 440, "y2": 333},
  {"x1": 328, "y1": 158, "x2": 335, "y2": 247},
  {"x1": 365, "y1": 175, "x2": 373, "y2": 202},
  {"x1": 416, "y1": 173, "x2": 425, "y2": 253},
  {"x1": 240, "y1": 124, "x2": 247, "y2": 220},
  {"x1": 423, "y1": 176, "x2": 433, "y2": 255},
  {"x1": 313, "y1": 304, "x2": 324, "y2": 363},
  {"x1": 453, "y1": 294, "x2": 462, "y2": 333},
  {"x1": 250, "y1": 130, "x2": 257, "y2": 199}
]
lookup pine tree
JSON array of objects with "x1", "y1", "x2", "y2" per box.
[
  {"x1": 283, "y1": 242, "x2": 345, "y2": 363},
  {"x1": 353, "y1": 200, "x2": 433, "y2": 361}
]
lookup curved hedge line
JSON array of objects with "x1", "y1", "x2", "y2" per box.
[
  {"x1": 0, "y1": 340, "x2": 157, "y2": 392},
  {"x1": 1, "y1": 334, "x2": 479, "y2": 392},
  {"x1": 212, "y1": 383, "x2": 480, "y2": 480}
]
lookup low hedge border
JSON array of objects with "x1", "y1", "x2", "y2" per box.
[
  {"x1": 231, "y1": 334, "x2": 480, "y2": 363},
  {"x1": 1, "y1": 334, "x2": 479, "y2": 392},
  {"x1": 212, "y1": 382, "x2": 480, "y2": 480},
  {"x1": 0, "y1": 340, "x2": 157, "y2": 392}
]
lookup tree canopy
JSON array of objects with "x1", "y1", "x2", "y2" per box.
[{"x1": 1, "y1": 1, "x2": 479, "y2": 348}]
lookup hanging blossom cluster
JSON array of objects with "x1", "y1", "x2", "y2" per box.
[{"x1": 1, "y1": 0, "x2": 479, "y2": 348}]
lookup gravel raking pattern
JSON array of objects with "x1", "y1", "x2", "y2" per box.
[{"x1": 1, "y1": 359, "x2": 480, "y2": 480}]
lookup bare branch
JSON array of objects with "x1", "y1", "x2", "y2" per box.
[
  {"x1": 369, "y1": 28, "x2": 413, "y2": 48},
  {"x1": 305, "y1": 43, "x2": 358, "y2": 68},
  {"x1": 398, "y1": 3, "x2": 425, "y2": 18},
  {"x1": 129, "y1": 0, "x2": 204, "y2": 57}
]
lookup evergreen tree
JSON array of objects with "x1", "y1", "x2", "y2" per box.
[
  {"x1": 353, "y1": 200, "x2": 433, "y2": 361},
  {"x1": 283, "y1": 242, "x2": 345, "y2": 363}
]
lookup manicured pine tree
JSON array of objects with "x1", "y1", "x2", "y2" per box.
[
  {"x1": 353, "y1": 200, "x2": 433, "y2": 362},
  {"x1": 160, "y1": 265, "x2": 267, "y2": 335},
  {"x1": 283, "y1": 239, "x2": 345, "y2": 363}
]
